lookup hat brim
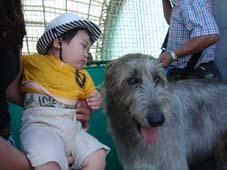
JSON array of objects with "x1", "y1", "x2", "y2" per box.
[{"x1": 36, "y1": 20, "x2": 101, "y2": 55}]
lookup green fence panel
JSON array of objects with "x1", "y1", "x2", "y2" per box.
[{"x1": 9, "y1": 65, "x2": 123, "y2": 170}]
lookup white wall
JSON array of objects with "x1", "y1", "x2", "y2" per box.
[{"x1": 105, "y1": 0, "x2": 168, "y2": 59}]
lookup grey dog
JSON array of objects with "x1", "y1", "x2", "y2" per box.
[{"x1": 101, "y1": 53, "x2": 227, "y2": 170}]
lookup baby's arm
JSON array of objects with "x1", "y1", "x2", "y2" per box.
[{"x1": 86, "y1": 91, "x2": 101, "y2": 110}]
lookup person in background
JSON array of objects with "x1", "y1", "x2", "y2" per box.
[
  {"x1": 0, "y1": 1, "x2": 91, "y2": 170},
  {"x1": 0, "y1": 0, "x2": 31, "y2": 169},
  {"x1": 20, "y1": 12, "x2": 110, "y2": 170},
  {"x1": 160, "y1": 0, "x2": 220, "y2": 80},
  {"x1": 160, "y1": 0, "x2": 223, "y2": 170}
]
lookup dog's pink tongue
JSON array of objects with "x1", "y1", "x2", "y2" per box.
[{"x1": 141, "y1": 127, "x2": 158, "y2": 144}]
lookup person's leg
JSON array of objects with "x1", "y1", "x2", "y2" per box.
[
  {"x1": 71, "y1": 120, "x2": 110, "y2": 170},
  {"x1": 80, "y1": 149, "x2": 106, "y2": 170},
  {"x1": 35, "y1": 162, "x2": 60, "y2": 170},
  {"x1": 21, "y1": 125, "x2": 68, "y2": 170},
  {"x1": 189, "y1": 154, "x2": 217, "y2": 170},
  {"x1": 0, "y1": 137, "x2": 32, "y2": 170},
  {"x1": 214, "y1": 136, "x2": 227, "y2": 170}
]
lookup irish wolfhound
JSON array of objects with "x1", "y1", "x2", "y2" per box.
[{"x1": 101, "y1": 53, "x2": 227, "y2": 170}]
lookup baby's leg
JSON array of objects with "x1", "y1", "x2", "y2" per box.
[
  {"x1": 35, "y1": 162, "x2": 60, "y2": 170},
  {"x1": 72, "y1": 123, "x2": 110, "y2": 170},
  {"x1": 21, "y1": 125, "x2": 69, "y2": 170},
  {"x1": 80, "y1": 149, "x2": 106, "y2": 170},
  {"x1": 35, "y1": 157, "x2": 74, "y2": 170}
]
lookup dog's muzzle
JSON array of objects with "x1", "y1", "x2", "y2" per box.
[{"x1": 147, "y1": 113, "x2": 165, "y2": 127}]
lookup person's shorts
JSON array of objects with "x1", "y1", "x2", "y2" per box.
[{"x1": 21, "y1": 107, "x2": 110, "y2": 170}]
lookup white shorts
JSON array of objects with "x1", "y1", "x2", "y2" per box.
[{"x1": 20, "y1": 107, "x2": 110, "y2": 170}]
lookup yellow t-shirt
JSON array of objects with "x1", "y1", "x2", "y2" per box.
[{"x1": 22, "y1": 54, "x2": 96, "y2": 101}]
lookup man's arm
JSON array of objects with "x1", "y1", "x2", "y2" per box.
[
  {"x1": 162, "y1": 0, "x2": 172, "y2": 24},
  {"x1": 159, "y1": 34, "x2": 219, "y2": 67},
  {"x1": 174, "y1": 34, "x2": 219, "y2": 58}
]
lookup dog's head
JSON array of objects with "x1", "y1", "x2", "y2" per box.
[{"x1": 102, "y1": 53, "x2": 172, "y2": 143}]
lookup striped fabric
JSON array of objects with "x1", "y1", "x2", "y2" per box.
[
  {"x1": 167, "y1": 0, "x2": 219, "y2": 69},
  {"x1": 36, "y1": 12, "x2": 101, "y2": 55}
]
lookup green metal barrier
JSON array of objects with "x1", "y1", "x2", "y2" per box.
[{"x1": 9, "y1": 64, "x2": 123, "y2": 170}]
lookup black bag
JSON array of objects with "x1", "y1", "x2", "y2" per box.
[
  {"x1": 161, "y1": 29, "x2": 220, "y2": 81},
  {"x1": 167, "y1": 51, "x2": 202, "y2": 81},
  {"x1": 161, "y1": 29, "x2": 169, "y2": 53},
  {"x1": 167, "y1": 60, "x2": 221, "y2": 81}
]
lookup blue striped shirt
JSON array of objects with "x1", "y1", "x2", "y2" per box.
[{"x1": 168, "y1": 0, "x2": 219, "y2": 68}]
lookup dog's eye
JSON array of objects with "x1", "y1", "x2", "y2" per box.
[{"x1": 127, "y1": 77, "x2": 141, "y2": 85}]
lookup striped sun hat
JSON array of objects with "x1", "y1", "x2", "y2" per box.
[{"x1": 36, "y1": 12, "x2": 101, "y2": 55}]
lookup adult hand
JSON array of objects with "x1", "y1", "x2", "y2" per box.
[
  {"x1": 159, "y1": 52, "x2": 173, "y2": 68},
  {"x1": 76, "y1": 100, "x2": 91, "y2": 131}
]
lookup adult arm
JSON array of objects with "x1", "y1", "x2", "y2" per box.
[
  {"x1": 159, "y1": 34, "x2": 219, "y2": 67},
  {"x1": 76, "y1": 100, "x2": 91, "y2": 131},
  {"x1": 162, "y1": 0, "x2": 172, "y2": 24},
  {"x1": 174, "y1": 34, "x2": 219, "y2": 58},
  {"x1": 0, "y1": 137, "x2": 32, "y2": 170},
  {"x1": 5, "y1": 50, "x2": 24, "y2": 106}
]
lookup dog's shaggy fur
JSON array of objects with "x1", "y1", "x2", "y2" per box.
[{"x1": 101, "y1": 53, "x2": 227, "y2": 170}]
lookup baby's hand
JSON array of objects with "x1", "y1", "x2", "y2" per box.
[{"x1": 86, "y1": 91, "x2": 101, "y2": 110}]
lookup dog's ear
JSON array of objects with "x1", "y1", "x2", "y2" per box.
[
  {"x1": 106, "y1": 61, "x2": 114, "y2": 70},
  {"x1": 105, "y1": 59, "x2": 118, "y2": 76}
]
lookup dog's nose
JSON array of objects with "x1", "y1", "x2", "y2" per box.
[{"x1": 147, "y1": 113, "x2": 165, "y2": 127}]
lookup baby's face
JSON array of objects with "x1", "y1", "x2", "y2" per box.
[{"x1": 61, "y1": 30, "x2": 92, "y2": 69}]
